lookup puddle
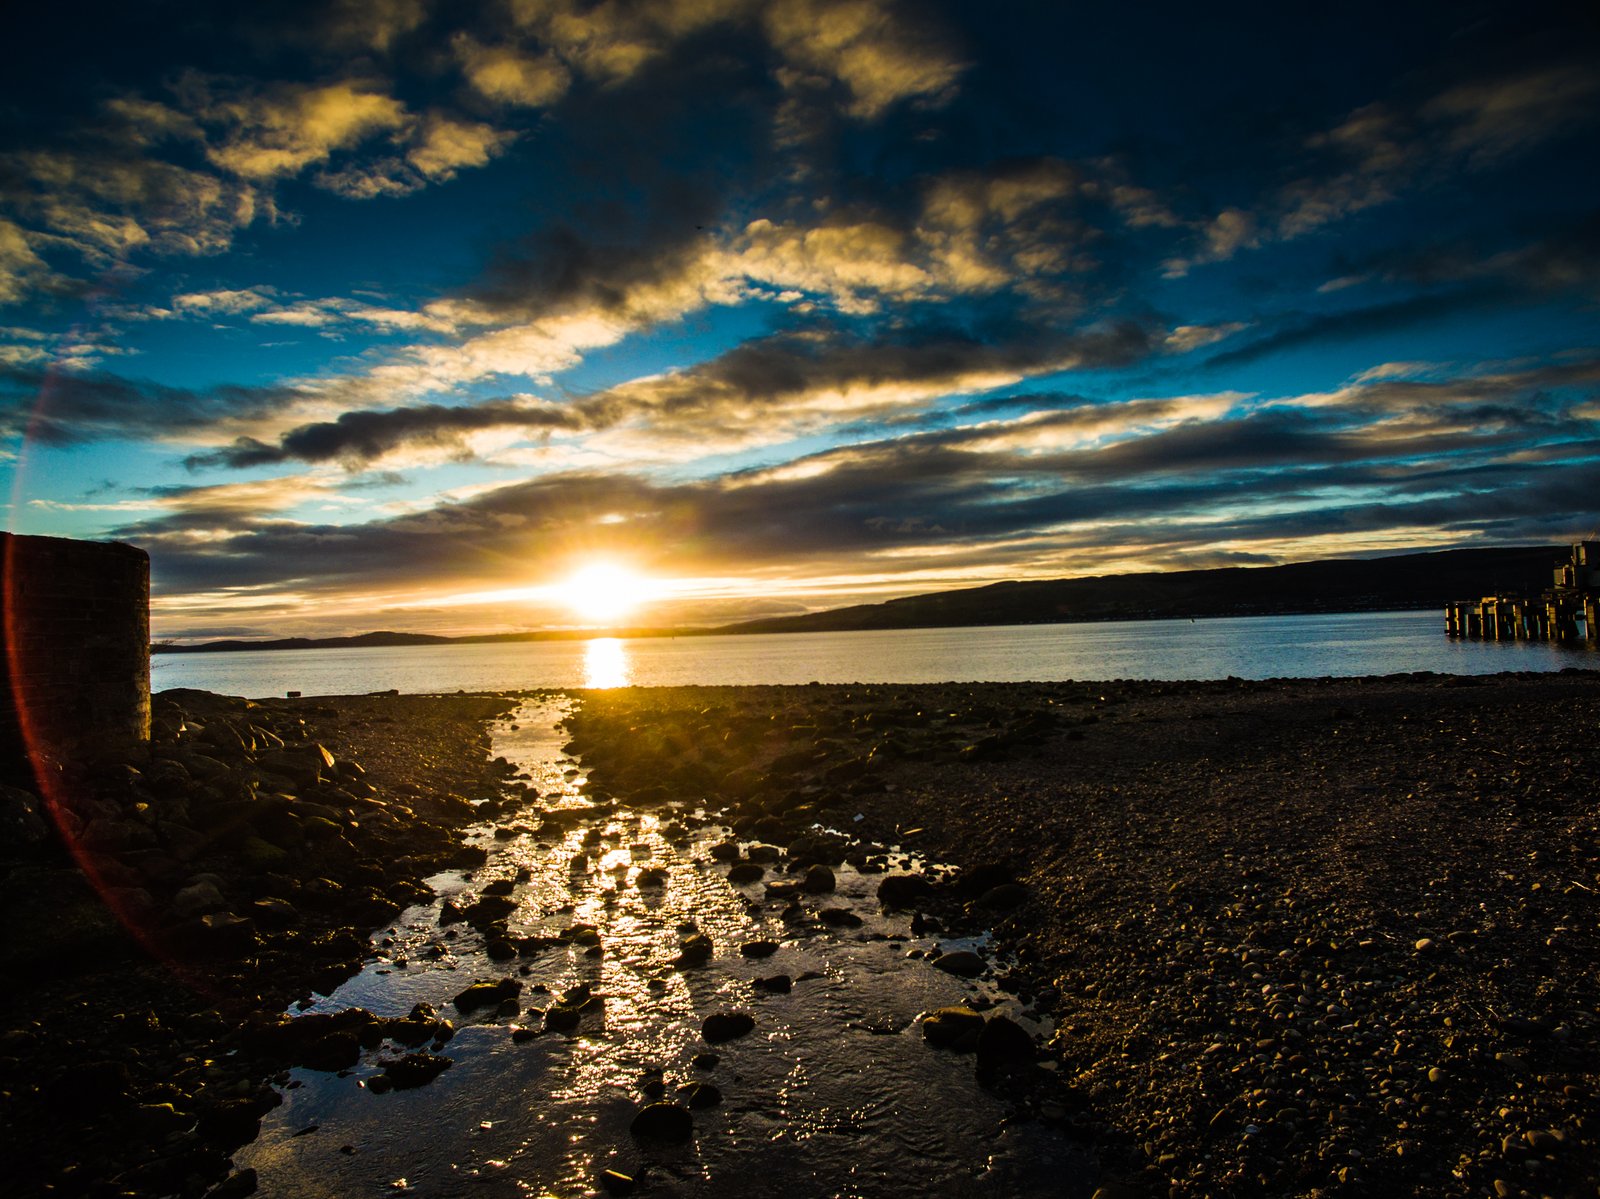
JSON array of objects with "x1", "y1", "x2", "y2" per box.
[{"x1": 234, "y1": 699, "x2": 1096, "y2": 1197}]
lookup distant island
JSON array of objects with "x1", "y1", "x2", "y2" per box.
[{"x1": 152, "y1": 544, "x2": 1563, "y2": 653}]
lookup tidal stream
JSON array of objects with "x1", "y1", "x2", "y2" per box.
[{"x1": 234, "y1": 698, "x2": 1094, "y2": 1197}]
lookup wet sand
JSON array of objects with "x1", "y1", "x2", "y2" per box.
[{"x1": 3, "y1": 671, "x2": 1597, "y2": 1198}]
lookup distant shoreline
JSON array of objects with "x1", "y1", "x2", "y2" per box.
[
  {"x1": 151, "y1": 598, "x2": 1442, "y2": 654},
  {"x1": 152, "y1": 544, "x2": 1562, "y2": 654}
]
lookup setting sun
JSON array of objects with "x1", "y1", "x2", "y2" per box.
[{"x1": 552, "y1": 562, "x2": 649, "y2": 624}]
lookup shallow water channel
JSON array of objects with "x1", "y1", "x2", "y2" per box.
[{"x1": 235, "y1": 698, "x2": 1095, "y2": 1197}]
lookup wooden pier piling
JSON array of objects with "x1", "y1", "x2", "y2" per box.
[{"x1": 1447, "y1": 541, "x2": 1598, "y2": 650}]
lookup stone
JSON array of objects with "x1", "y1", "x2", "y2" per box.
[
  {"x1": 753, "y1": 974, "x2": 793, "y2": 994},
  {"x1": 381, "y1": 1052, "x2": 453, "y2": 1089},
  {"x1": 600, "y1": 1169, "x2": 636, "y2": 1196},
  {"x1": 636, "y1": 866, "x2": 669, "y2": 887},
  {"x1": 819, "y1": 908, "x2": 863, "y2": 928},
  {"x1": 803, "y1": 864, "x2": 836, "y2": 893},
  {"x1": 701, "y1": 1012, "x2": 756, "y2": 1043},
  {"x1": 726, "y1": 862, "x2": 765, "y2": 884},
  {"x1": 877, "y1": 873, "x2": 932, "y2": 908},
  {"x1": 172, "y1": 880, "x2": 228, "y2": 918},
  {"x1": 674, "y1": 932, "x2": 714, "y2": 968},
  {"x1": 543, "y1": 1003, "x2": 582, "y2": 1032},
  {"x1": 933, "y1": 950, "x2": 986, "y2": 978},
  {"x1": 629, "y1": 1102, "x2": 693, "y2": 1142},
  {"x1": 976, "y1": 1014, "x2": 1036, "y2": 1066},
  {"x1": 453, "y1": 978, "x2": 522, "y2": 1013},
  {"x1": 681, "y1": 1082, "x2": 722, "y2": 1108},
  {"x1": 740, "y1": 939, "x2": 780, "y2": 958},
  {"x1": 974, "y1": 882, "x2": 1031, "y2": 912},
  {"x1": 922, "y1": 1006, "x2": 985, "y2": 1050}
]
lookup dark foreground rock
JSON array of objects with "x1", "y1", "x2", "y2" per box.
[{"x1": 1, "y1": 688, "x2": 525, "y2": 1198}]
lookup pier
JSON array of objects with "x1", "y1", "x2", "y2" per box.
[{"x1": 1446, "y1": 541, "x2": 1599, "y2": 648}]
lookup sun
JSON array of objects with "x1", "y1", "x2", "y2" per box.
[{"x1": 552, "y1": 561, "x2": 649, "y2": 625}]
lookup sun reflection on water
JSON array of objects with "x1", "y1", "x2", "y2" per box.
[{"x1": 582, "y1": 637, "x2": 629, "y2": 688}]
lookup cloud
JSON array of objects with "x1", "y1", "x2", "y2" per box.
[
  {"x1": 185, "y1": 397, "x2": 580, "y2": 469},
  {"x1": 196, "y1": 78, "x2": 409, "y2": 181},
  {"x1": 406, "y1": 114, "x2": 518, "y2": 180},
  {"x1": 452, "y1": 33, "x2": 574, "y2": 107},
  {"x1": 0, "y1": 220, "x2": 51, "y2": 304},
  {"x1": 759, "y1": 0, "x2": 965, "y2": 118},
  {"x1": 0, "y1": 364, "x2": 308, "y2": 445},
  {"x1": 1165, "y1": 58, "x2": 1600, "y2": 274}
]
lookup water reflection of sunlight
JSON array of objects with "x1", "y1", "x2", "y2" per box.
[{"x1": 582, "y1": 637, "x2": 629, "y2": 688}]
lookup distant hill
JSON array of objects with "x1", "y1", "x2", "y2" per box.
[
  {"x1": 153, "y1": 546, "x2": 1566, "y2": 652},
  {"x1": 709, "y1": 546, "x2": 1565, "y2": 635}
]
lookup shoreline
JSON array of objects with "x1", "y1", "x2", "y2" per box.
[{"x1": 2, "y1": 671, "x2": 1596, "y2": 1197}]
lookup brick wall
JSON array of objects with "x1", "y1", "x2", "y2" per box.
[{"x1": 1, "y1": 533, "x2": 150, "y2": 769}]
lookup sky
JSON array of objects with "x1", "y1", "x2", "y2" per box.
[{"x1": 1, "y1": 0, "x2": 1598, "y2": 640}]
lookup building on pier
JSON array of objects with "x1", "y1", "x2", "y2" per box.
[{"x1": 1445, "y1": 541, "x2": 1599, "y2": 648}]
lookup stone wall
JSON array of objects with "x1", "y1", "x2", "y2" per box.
[{"x1": 1, "y1": 533, "x2": 149, "y2": 771}]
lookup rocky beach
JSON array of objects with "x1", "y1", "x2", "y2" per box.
[{"x1": 2, "y1": 670, "x2": 1597, "y2": 1198}]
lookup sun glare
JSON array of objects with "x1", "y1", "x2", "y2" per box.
[{"x1": 553, "y1": 562, "x2": 648, "y2": 624}]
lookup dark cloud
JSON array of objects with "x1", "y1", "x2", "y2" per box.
[
  {"x1": 1199, "y1": 286, "x2": 1513, "y2": 370},
  {"x1": 0, "y1": 365, "x2": 306, "y2": 445},
  {"x1": 183, "y1": 398, "x2": 580, "y2": 469}
]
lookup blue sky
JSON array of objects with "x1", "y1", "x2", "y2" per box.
[{"x1": 1, "y1": 0, "x2": 1597, "y2": 639}]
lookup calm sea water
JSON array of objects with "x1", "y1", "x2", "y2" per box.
[{"x1": 150, "y1": 610, "x2": 1595, "y2": 698}]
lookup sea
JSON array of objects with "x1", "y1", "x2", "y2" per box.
[{"x1": 150, "y1": 609, "x2": 1595, "y2": 697}]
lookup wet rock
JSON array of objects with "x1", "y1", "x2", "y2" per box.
[
  {"x1": 922, "y1": 1006, "x2": 985, "y2": 1051},
  {"x1": 692, "y1": 1052, "x2": 720, "y2": 1069},
  {"x1": 299, "y1": 1031, "x2": 361, "y2": 1072},
  {"x1": 726, "y1": 862, "x2": 765, "y2": 884},
  {"x1": 630, "y1": 1102, "x2": 693, "y2": 1142},
  {"x1": 380, "y1": 1051, "x2": 453, "y2": 1089},
  {"x1": 739, "y1": 939, "x2": 780, "y2": 958},
  {"x1": 543, "y1": 1003, "x2": 583, "y2": 1032},
  {"x1": 674, "y1": 932, "x2": 714, "y2": 968},
  {"x1": 877, "y1": 873, "x2": 932, "y2": 909},
  {"x1": 708, "y1": 841, "x2": 741, "y2": 862},
  {"x1": 819, "y1": 907, "x2": 863, "y2": 928},
  {"x1": 933, "y1": 950, "x2": 986, "y2": 978},
  {"x1": 681, "y1": 1082, "x2": 722, "y2": 1108},
  {"x1": 198, "y1": 1098, "x2": 269, "y2": 1147},
  {"x1": 803, "y1": 864, "x2": 836, "y2": 893},
  {"x1": 636, "y1": 866, "x2": 669, "y2": 887},
  {"x1": 701, "y1": 1012, "x2": 756, "y2": 1043},
  {"x1": 974, "y1": 882, "x2": 1031, "y2": 912},
  {"x1": 600, "y1": 1169, "x2": 636, "y2": 1196},
  {"x1": 753, "y1": 974, "x2": 793, "y2": 994},
  {"x1": 975, "y1": 1014, "x2": 1036, "y2": 1067},
  {"x1": 452, "y1": 978, "x2": 523, "y2": 1013},
  {"x1": 462, "y1": 894, "x2": 518, "y2": 923}
]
